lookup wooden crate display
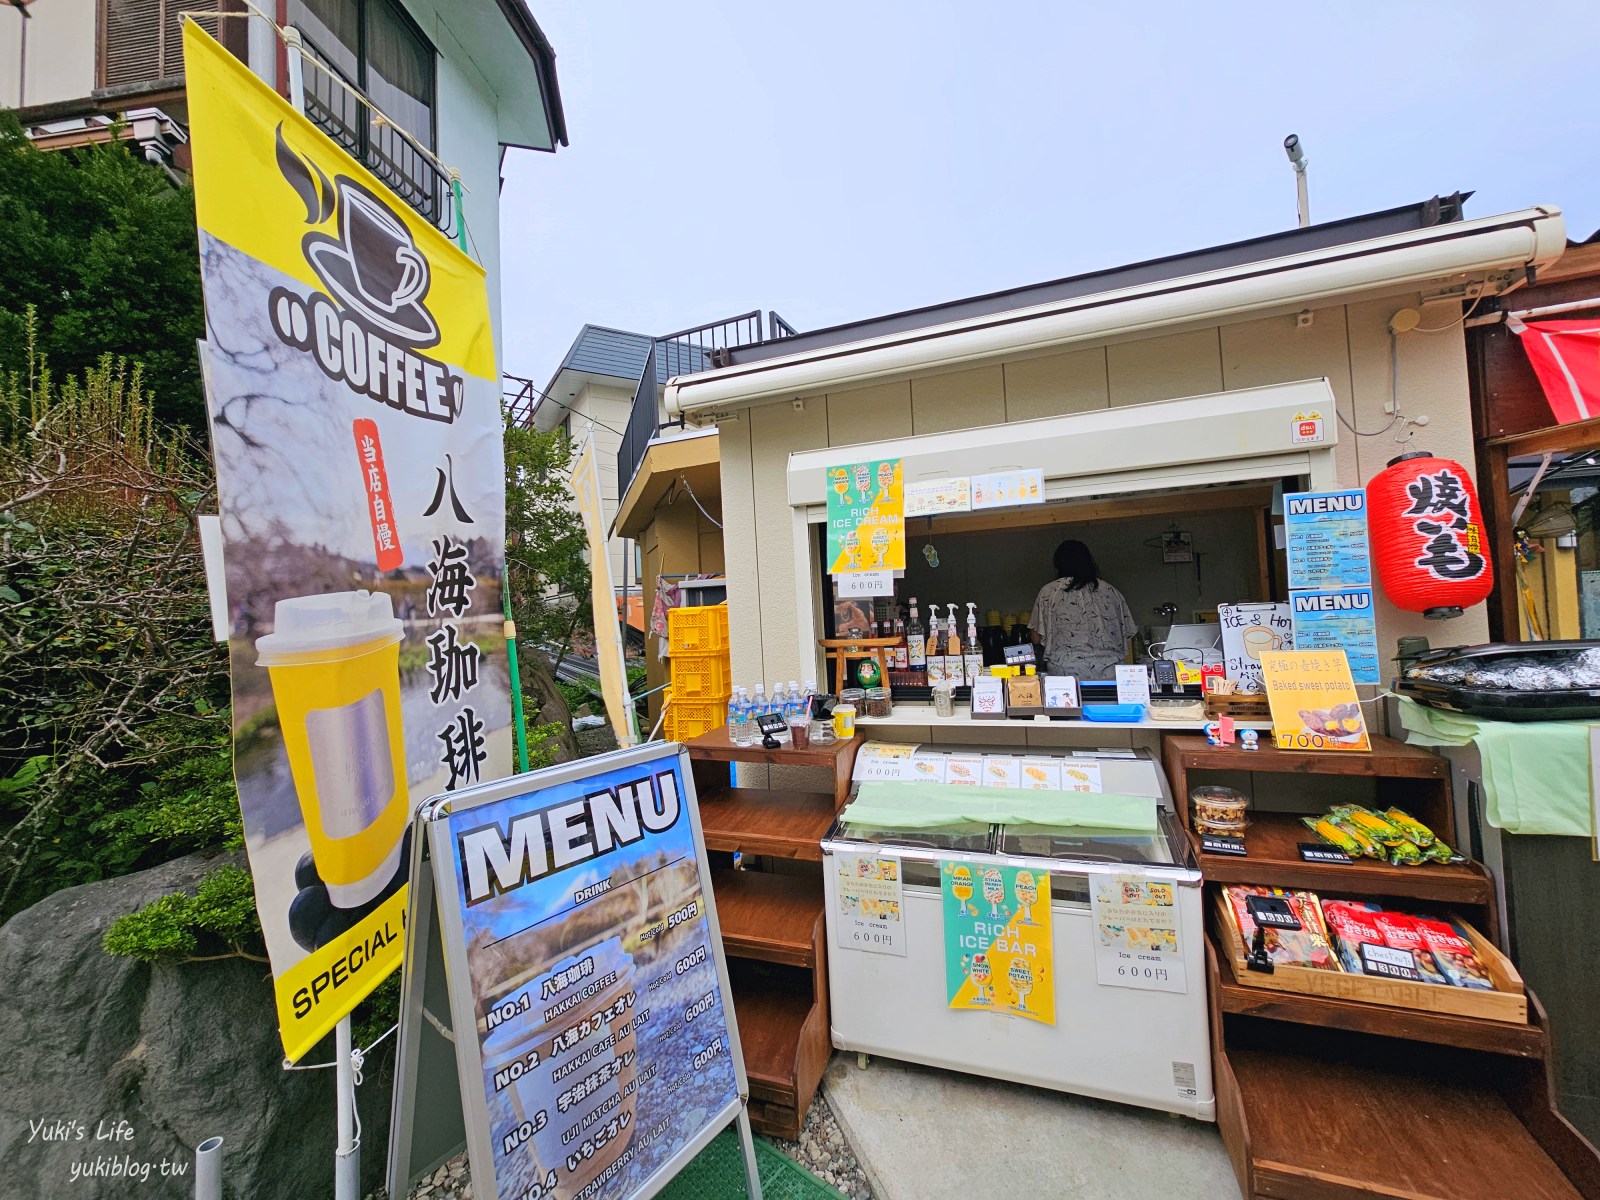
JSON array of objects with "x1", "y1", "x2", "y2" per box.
[{"x1": 1213, "y1": 895, "x2": 1528, "y2": 1025}]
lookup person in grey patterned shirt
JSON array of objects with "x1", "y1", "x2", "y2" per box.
[{"x1": 1028, "y1": 540, "x2": 1137, "y2": 680}]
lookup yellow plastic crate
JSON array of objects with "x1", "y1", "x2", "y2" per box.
[
  {"x1": 663, "y1": 699, "x2": 725, "y2": 742},
  {"x1": 671, "y1": 654, "x2": 732, "y2": 699},
  {"x1": 668, "y1": 603, "x2": 730, "y2": 655}
]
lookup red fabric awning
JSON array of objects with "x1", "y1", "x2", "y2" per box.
[{"x1": 1511, "y1": 317, "x2": 1600, "y2": 425}]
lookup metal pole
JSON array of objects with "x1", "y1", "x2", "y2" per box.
[
  {"x1": 17, "y1": 8, "x2": 27, "y2": 108},
  {"x1": 1295, "y1": 166, "x2": 1310, "y2": 229},
  {"x1": 282, "y1": 25, "x2": 306, "y2": 115},
  {"x1": 193, "y1": 1136, "x2": 223, "y2": 1200},
  {"x1": 452, "y1": 171, "x2": 530, "y2": 773},
  {"x1": 334, "y1": 1017, "x2": 360, "y2": 1200},
  {"x1": 735, "y1": 1108, "x2": 764, "y2": 1199}
]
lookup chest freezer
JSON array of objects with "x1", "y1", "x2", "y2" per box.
[{"x1": 821, "y1": 750, "x2": 1212, "y2": 1120}]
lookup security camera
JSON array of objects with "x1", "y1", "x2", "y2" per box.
[{"x1": 1283, "y1": 134, "x2": 1306, "y2": 168}]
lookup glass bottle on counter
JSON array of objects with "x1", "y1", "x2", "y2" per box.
[
  {"x1": 943, "y1": 602, "x2": 963, "y2": 685},
  {"x1": 963, "y1": 603, "x2": 983, "y2": 687},
  {"x1": 926, "y1": 605, "x2": 946, "y2": 684},
  {"x1": 906, "y1": 598, "x2": 927, "y2": 674},
  {"x1": 892, "y1": 616, "x2": 908, "y2": 670}
]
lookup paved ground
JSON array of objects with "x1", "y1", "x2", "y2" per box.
[{"x1": 822, "y1": 1053, "x2": 1238, "y2": 1200}]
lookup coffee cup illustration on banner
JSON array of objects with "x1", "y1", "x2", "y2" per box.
[
  {"x1": 255, "y1": 591, "x2": 410, "y2": 917},
  {"x1": 1241, "y1": 627, "x2": 1285, "y2": 662},
  {"x1": 304, "y1": 177, "x2": 440, "y2": 346}
]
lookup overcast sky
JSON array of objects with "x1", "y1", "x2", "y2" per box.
[{"x1": 499, "y1": 2, "x2": 1600, "y2": 389}]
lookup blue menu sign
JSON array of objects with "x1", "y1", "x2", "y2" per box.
[
  {"x1": 1290, "y1": 588, "x2": 1381, "y2": 684},
  {"x1": 1284, "y1": 489, "x2": 1371, "y2": 590}
]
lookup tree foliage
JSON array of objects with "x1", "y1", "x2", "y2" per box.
[
  {"x1": 504, "y1": 417, "x2": 591, "y2": 758},
  {"x1": 0, "y1": 318, "x2": 232, "y2": 920},
  {"x1": 0, "y1": 113, "x2": 205, "y2": 433}
]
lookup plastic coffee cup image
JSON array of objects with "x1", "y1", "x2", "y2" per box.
[
  {"x1": 1241, "y1": 627, "x2": 1284, "y2": 662},
  {"x1": 255, "y1": 590, "x2": 408, "y2": 910},
  {"x1": 481, "y1": 937, "x2": 640, "y2": 1192}
]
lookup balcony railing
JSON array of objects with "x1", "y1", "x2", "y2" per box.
[
  {"x1": 614, "y1": 310, "x2": 798, "y2": 498},
  {"x1": 297, "y1": 38, "x2": 454, "y2": 235}
]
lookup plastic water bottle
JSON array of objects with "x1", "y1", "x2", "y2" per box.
[
  {"x1": 771, "y1": 681, "x2": 792, "y2": 743},
  {"x1": 733, "y1": 688, "x2": 757, "y2": 747}
]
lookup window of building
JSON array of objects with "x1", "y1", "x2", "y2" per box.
[
  {"x1": 99, "y1": 0, "x2": 246, "y2": 89},
  {"x1": 287, "y1": 0, "x2": 447, "y2": 228}
]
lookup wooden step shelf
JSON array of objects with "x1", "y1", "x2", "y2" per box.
[
  {"x1": 1216, "y1": 1005, "x2": 1593, "y2": 1200},
  {"x1": 685, "y1": 725, "x2": 862, "y2": 809},
  {"x1": 711, "y1": 868, "x2": 824, "y2": 969},
  {"x1": 1164, "y1": 730, "x2": 1600, "y2": 1199},
  {"x1": 725, "y1": 958, "x2": 830, "y2": 1142},
  {"x1": 686, "y1": 730, "x2": 843, "y2": 1141},
  {"x1": 1188, "y1": 811, "x2": 1494, "y2": 906},
  {"x1": 1209, "y1": 931, "x2": 1547, "y2": 1059},
  {"x1": 699, "y1": 788, "x2": 837, "y2": 861}
]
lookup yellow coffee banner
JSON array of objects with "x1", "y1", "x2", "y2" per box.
[
  {"x1": 827, "y1": 459, "x2": 905, "y2": 573},
  {"x1": 185, "y1": 21, "x2": 511, "y2": 1061},
  {"x1": 1261, "y1": 649, "x2": 1371, "y2": 752},
  {"x1": 942, "y1": 861, "x2": 1054, "y2": 1025}
]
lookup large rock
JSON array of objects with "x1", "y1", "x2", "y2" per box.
[{"x1": 0, "y1": 851, "x2": 394, "y2": 1199}]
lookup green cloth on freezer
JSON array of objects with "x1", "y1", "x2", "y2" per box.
[
  {"x1": 842, "y1": 782, "x2": 1157, "y2": 832},
  {"x1": 1397, "y1": 697, "x2": 1594, "y2": 837}
]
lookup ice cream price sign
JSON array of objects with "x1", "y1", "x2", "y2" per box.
[
  {"x1": 942, "y1": 861, "x2": 1055, "y2": 1025},
  {"x1": 835, "y1": 854, "x2": 907, "y2": 956},
  {"x1": 826, "y1": 458, "x2": 905, "y2": 573},
  {"x1": 402, "y1": 744, "x2": 753, "y2": 1200},
  {"x1": 1090, "y1": 874, "x2": 1187, "y2": 994}
]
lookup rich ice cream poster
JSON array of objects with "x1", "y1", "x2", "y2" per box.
[
  {"x1": 184, "y1": 22, "x2": 510, "y2": 1061},
  {"x1": 941, "y1": 861, "x2": 1056, "y2": 1026},
  {"x1": 444, "y1": 752, "x2": 740, "y2": 1200}
]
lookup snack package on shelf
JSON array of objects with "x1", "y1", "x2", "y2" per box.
[
  {"x1": 1321, "y1": 900, "x2": 1384, "y2": 975},
  {"x1": 1223, "y1": 885, "x2": 1339, "y2": 971},
  {"x1": 1372, "y1": 911, "x2": 1451, "y2": 985},
  {"x1": 1414, "y1": 916, "x2": 1496, "y2": 990}
]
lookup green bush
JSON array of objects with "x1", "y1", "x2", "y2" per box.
[{"x1": 102, "y1": 864, "x2": 264, "y2": 963}]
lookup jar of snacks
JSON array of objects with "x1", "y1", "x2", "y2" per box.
[
  {"x1": 1190, "y1": 785, "x2": 1250, "y2": 835},
  {"x1": 863, "y1": 686, "x2": 893, "y2": 719}
]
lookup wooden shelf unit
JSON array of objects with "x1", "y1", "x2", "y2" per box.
[
  {"x1": 684, "y1": 727, "x2": 862, "y2": 1139},
  {"x1": 1164, "y1": 733, "x2": 1600, "y2": 1200}
]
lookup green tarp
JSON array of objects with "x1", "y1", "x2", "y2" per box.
[{"x1": 1398, "y1": 697, "x2": 1594, "y2": 837}]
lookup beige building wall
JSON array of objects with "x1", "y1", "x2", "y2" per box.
[
  {"x1": 0, "y1": 0, "x2": 97, "y2": 109},
  {"x1": 718, "y1": 295, "x2": 1487, "y2": 715}
]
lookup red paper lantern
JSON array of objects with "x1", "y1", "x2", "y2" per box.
[{"x1": 1367, "y1": 451, "x2": 1493, "y2": 619}]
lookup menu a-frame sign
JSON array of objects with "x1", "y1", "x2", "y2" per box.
[{"x1": 388, "y1": 743, "x2": 761, "y2": 1200}]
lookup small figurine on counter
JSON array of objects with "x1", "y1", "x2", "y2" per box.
[
  {"x1": 1239, "y1": 728, "x2": 1260, "y2": 752},
  {"x1": 1204, "y1": 721, "x2": 1223, "y2": 746}
]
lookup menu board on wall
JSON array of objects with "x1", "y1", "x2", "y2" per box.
[
  {"x1": 1284, "y1": 490, "x2": 1378, "y2": 683},
  {"x1": 1290, "y1": 588, "x2": 1381, "y2": 684},
  {"x1": 1284, "y1": 489, "x2": 1372, "y2": 589}
]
